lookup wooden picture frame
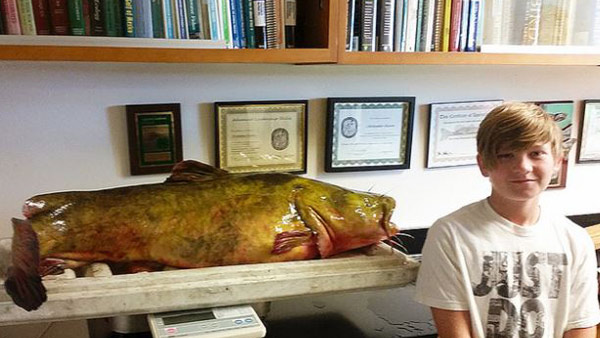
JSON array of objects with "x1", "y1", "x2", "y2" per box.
[
  {"x1": 215, "y1": 100, "x2": 308, "y2": 174},
  {"x1": 577, "y1": 100, "x2": 600, "y2": 163},
  {"x1": 126, "y1": 103, "x2": 183, "y2": 176},
  {"x1": 426, "y1": 100, "x2": 503, "y2": 168},
  {"x1": 325, "y1": 97, "x2": 415, "y2": 172}
]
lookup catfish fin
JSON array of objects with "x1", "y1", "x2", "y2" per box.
[
  {"x1": 271, "y1": 231, "x2": 316, "y2": 255},
  {"x1": 165, "y1": 160, "x2": 228, "y2": 183},
  {"x1": 4, "y1": 218, "x2": 47, "y2": 311}
]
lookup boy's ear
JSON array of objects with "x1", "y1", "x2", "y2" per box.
[{"x1": 476, "y1": 154, "x2": 489, "y2": 177}]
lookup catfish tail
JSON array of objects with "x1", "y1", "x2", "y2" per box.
[{"x1": 4, "y1": 218, "x2": 47, "y2": 311}]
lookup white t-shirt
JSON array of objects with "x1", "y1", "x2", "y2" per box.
[{"x1": 414, "y1": 199, "x2": 600, "y2": 338}]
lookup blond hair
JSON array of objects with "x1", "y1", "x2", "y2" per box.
[{"x1": 476, "y1": 102, "x2": 563, "y2": 169}]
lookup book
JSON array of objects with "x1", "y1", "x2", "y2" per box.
[
  {"x1": 521, "y1": 0, "x2": 542, "y2": 45},
  {"x1": 283, "y1": 0, "x2": 295, "y2": 47},
  {"x1": 464, "y1": 0, "x2": 480, "y2": 51},
  {"x1": 431, "y1": 0, "x2": 443, "y2": 51},
  {"x1": 482, "y1": 0, "x2": 501, "y2": 45},
  {"x1": 346, "y1": 0, "x2": 355, "y2": 50},
  {"x1": 48, "y1": 0, "x2": 68, "y2": 34},
  {"x1": 133, "y1": 0, "x2": 152, "y2": 37},
  {"x1": 392, "y1": 0, "x2": 405, "y2": 51},
  {"x1": 403, "y1": 0, "x2": 417, "y2": 52},
  {"x1": 253, "y1": 0, "x2": 266, "y2": 48},
  {"x1": 418, "y1": 0, "x2": 434, "y2": 51},
  {"x1": 219, "y1": 0, "x2": 233, "y2": 47},
  {"x1": 360, "y1": 0, "x2": 377, "y2": 51},
  {"x1": 151, "y1": 0, "x2": 165, "y2": 38},
  {"x1": 457, "y1": 0, "x2": 468, "y2": 51},
  {"x1": 352, "y1": 0, "x2": 362, "y2": 50},
  {"x1": 414, "y1": 0, "x2": 423, "y2": 51},
  {"x1": 68, "y1": 0, "x2": 86, "y2": 35},
  {"x1": 229, "y1": 0, "x2": 243, "y2": 47},
  {"x1": 162, "y1": 0, "x2": 175, "y2": 38},
  {"x1": 89, "y1": 0, "x2": 105, "y2": 35},
  {"x1": 440, "y1": 0, "x2": 450, "y2": 51},
  {"x1": 123, "y1": 0, "x2": 135, "y2": 37},
  {"x1": 187, "y1": 0, "x2": 201, "y2": 38},
  {"x1": 17, "y1": 0, "x2": 37, "y2": 34},
  {"x1": 242, "y1": 0, "x2": 255, "y2": 47},
  {"x1": 538, "y1": 0, "x2": 557, "y2": 45},
  {"x1": 83, "y1": 0, "x2": 91, "y2": 35},
  {"x1": 104, "y1": 0, "x2": 123, "y2": 36},
  {"x1": 265, "y1": 0, "x2": 283, "y2": 48},
  {"x1": 378, "y1": 0, "x2": 394, "y2": 51},
  {"x1": 447, "y1": 0, "x2": 461, "y2": 51},
  {"x1": 175, "y1": 0, "x2": 188, "y2": 39},
  {"x1": 32, "y1": 0, "x2": 51, "y2": 34},
  {"x1": 0, "y1": 4, "x2": 4, "y2": 34}
]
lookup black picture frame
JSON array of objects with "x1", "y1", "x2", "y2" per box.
[
  {"x1": 126, "y1": 103, "x2": 183, "y2": 176},
  {"x1": 325, "y1": 97, "x2": 415, "y2": 172},
  {"x1": 214, "y1": 100, "x2": 308, "y2": 174}
]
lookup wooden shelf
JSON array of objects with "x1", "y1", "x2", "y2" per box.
[{"x1": 337, "y1": 51, "x2": 600, "y2": 66}]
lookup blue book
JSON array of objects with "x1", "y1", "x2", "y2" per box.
[
  {"x1": 176, "y1": 0, "x2": 188, "y2": 38},
  {"x1": 465, "y1": 0, "x2": 480, "y2": 51},
  {"x1": 206, "y1": 0, "x2": 220, "y2": 40},
  {"x1": 133, "y1": 0, "x2": 153, "y2": 37},
  {"x1": 162, "y1": 0, "x2": 175, "y2": 38},
  {"x1": 229, "y1": 0, "x2": 242, "y2": 48}
]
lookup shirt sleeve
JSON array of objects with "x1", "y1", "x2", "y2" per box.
[
  {"x1": 565, "y1": 232, "x2": 600, "y2": 331},
  {"x1": 414, "y1": 219, "x2": 470, "y2": 311}
]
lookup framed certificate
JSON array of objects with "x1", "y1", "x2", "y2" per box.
[
  {"x1": 577, "y1": 100, "x2": 600, "y2": 163},
  {"x1": 215, "y1": 100, "x2": 308, "y2": 174},
  {"x1": 426, "y1": 100, "x2": 503, "y2": 168},
  {"x1": 537, "y1": 101, "x2": 575, "y2": 188},
  {"x1": 126, "y1": 103, "x2": 183, "y2": 176},
  {"x1": 325, "y1": 97, "x2": 415, "y2": 172}
]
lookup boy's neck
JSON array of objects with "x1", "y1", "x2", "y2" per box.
[{"x1": 487, "y1": 194, "x2": 541, "y2": 226}]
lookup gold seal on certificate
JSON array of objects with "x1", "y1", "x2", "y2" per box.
[
  {"x1": 325, "y1": 97, "x2": 415, "y2": 172},
  {"x1": 426, "y1": 100, "x2": 503, "y2": 168},
  {"x1": 215, "y1": 100, "x2": 308, "y2": 174}
]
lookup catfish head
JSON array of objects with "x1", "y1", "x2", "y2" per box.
[{"x1": 293, "y1": 179, "x2": 397, "y2": 258}]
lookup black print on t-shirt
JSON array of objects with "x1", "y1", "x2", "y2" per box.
[{"x1": 471, "y1": 251, "x2": 567, "y2": 338}]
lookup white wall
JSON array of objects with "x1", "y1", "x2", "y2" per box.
[{"x1": 1, "y1": 61, "x2": 599, "y2": 239}]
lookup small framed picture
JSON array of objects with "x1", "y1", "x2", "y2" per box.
[
  {"x1": 537, "y1": 101, "x2": 574, "y2": 188},
  {"x1": 325, "y1": 97, "x2": 415, "y2": 172},
  {"x1": 577, "y1": 100, "x2": 600, "y2": 163},
  {"x1": 215, "y1": 100, "x2": 308, "y2": 174},
  {"x1": 126, "y1": 103, "x2": 183, "y2": 176},
  {"x1": 426, "y1": 100, "x2": 503, "y2": 168}
]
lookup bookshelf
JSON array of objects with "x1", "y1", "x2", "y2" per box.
[
  {"x1": 0, "y1": 0, "x2": 337, "y2": 64},
  {"x1": 336, "y1": 0, "x2": 600, "y2": 66}
]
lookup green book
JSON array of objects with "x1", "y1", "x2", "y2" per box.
[
  {"x1": 186, "y1": 0, "x2": 200, "y2": 38},
  {"x1": 243, "y1": 0, "x2": 256, "y2": 48},
  {"x1": 67, "y1": 0, "x2": 86, "y2": 35},
  {"x1": 151, "y1": 0, "x2": 165, "y2": 38},
  {"x1": 123, "y1": 0, "x2": 135, "y2": 37},
  {"x1": 104, "y1": 0, "x2": 122, "y2": 36}
]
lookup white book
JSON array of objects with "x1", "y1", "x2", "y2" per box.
[
  {"x1": 500, "y1": 0, "x2": 516, "y2": 44},
  {"x1": 458, "y1": 0, "x2": 469, "y2": 51},
  {"x1": 480, "y1": 44, "x2": 600, "y2": 53},
  {"x1": 521, "y1": 0, "x2": 542, "y2": 45},
  {"x1": 393, "y1": 0, "x2": 406, "y2": 51},
  {"x1": 403, "y1": 0, "x2": 418, "y2": 51}
]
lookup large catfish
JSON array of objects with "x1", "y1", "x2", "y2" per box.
[{"x1": 4, "y1": 160, "x2": 397, "y2": 311}]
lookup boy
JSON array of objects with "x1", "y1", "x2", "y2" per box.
[{"x1": 415, "y1": 102, "x2": 600, "y2": 337}]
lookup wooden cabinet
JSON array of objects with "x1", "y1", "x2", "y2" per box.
[{"x1": 2, "y1": 0, "x2": 600, "y2": 66}]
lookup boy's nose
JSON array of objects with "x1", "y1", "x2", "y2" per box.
[{"x1": 513, "y1": 155, "x2": 533, "y2": 172}]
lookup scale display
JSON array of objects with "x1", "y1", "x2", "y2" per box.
[{"x1": 147, "y1": 304, "x2": 266, "y2": 338}]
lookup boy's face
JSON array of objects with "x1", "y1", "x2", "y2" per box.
[{"x1": 477, "y1": 142, "x2": 561, "y2": 203}]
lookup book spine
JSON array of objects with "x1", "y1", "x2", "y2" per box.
[
  {"x1": 447, "y1": 0, "x2": 461, "y2": 51},
  {"x1": 162, "y1": 0, "x2": 174, "y2": 38},
  {"x1": 352, "y1": 0, "x2": 361, "y2": 50},
  {"x1": 457, "y1": 0, "x2": 468, "y2": 51},
  {"x1": 1, "y1": 0, "x2": 21, "y2": 34},
  {"x1": 206, "y1": 0, "x2": 219, "y2": 40},
  {"x1": 228, "y1": 0, "x2": 241, "y2": 47},
  {"x1": 133, "y1": 0, "x2": 152, "y2": 37},
  {"x1": 220, "y1": 0, "x2": 232, "y2": 47},
  {"x1": 103, "y1": 0, "x2": 118, "y2": 36},
  {"x1": 403, "y1": 0, "x2": 416, "y2": 52},
  {"x1": 89, "y1": 0, "x2": 105, "y2": 35},
  {"x1": 521, "y1": 0, "x2": 542, "y2": 45},
  {"x1": 346, "y1": 0, "x2": 355, "y2": 50},
  {"x1": 122, "y1": 0, "x2": 135, "y2": 36},
  {"x1": 0, "y1": 3, "x2": 4, "y2": 34},
  {"x1": 151, "y1": 0, "x2": 164, "y2": 37},
  {"x1": 392, "y1": 0, "x2": 404, "y2": 51},
  {"x1": 176, "y1": 0, "x2": 188, "y2": 38},
  {"x1": 264, "y1": 0, "x2": 277, "y2": 48},
  {"x1": 464, "y1": 0, "x2": 479, "y2": 51},
  {"x1": 82, "y1": 0, "x2": 91, "y2": 34},
  {"x1": 283, "y1": 0, "x2": 294, "y2": 47},
  {"x1": 360, "y1": 0, "x2": 377, "y2": 51},
  {"x1": 414, "y1": 0, "x2": 423, "y2": 51},
  {"x1": 253, "y1": 0, "x2": 266, "y2": 47},
  {"x1": 187, "y1": 0, "x2": 200, "y2": 38},
  {"x1": 431, "y1": 0, "x2": 443, "y2": 51},
  {"x1": 378, "y1": 0, "x2": 394, "y2": 51},
  {"x1": 17, "y1": 0, "x2": 37, "y2": 34},
  {"x1": 242, "y1": 0, "x2": 255, "y2": 47},
  {"x1": 48, "y1": 0, "x2": 68, "y2": 34},
  {"x1": 441, "y1": 0, "x2": 451, "y2": 51},
  {"x1": 419, "y1": 0, "x2": 434, "y2": 51},
  {"x1": 198, "y1": 0, "x2": 208, "y2": 38},
  {"x1": 32, "y1": 0, "x2": 51, "y2": 34},
  {"x1": 68, "y1": 0, "x2": 86, "y2": 35}
]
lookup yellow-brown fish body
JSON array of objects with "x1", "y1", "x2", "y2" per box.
[{"x1": 5, "y1": 161, "x2": 397, "y2": 310}]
